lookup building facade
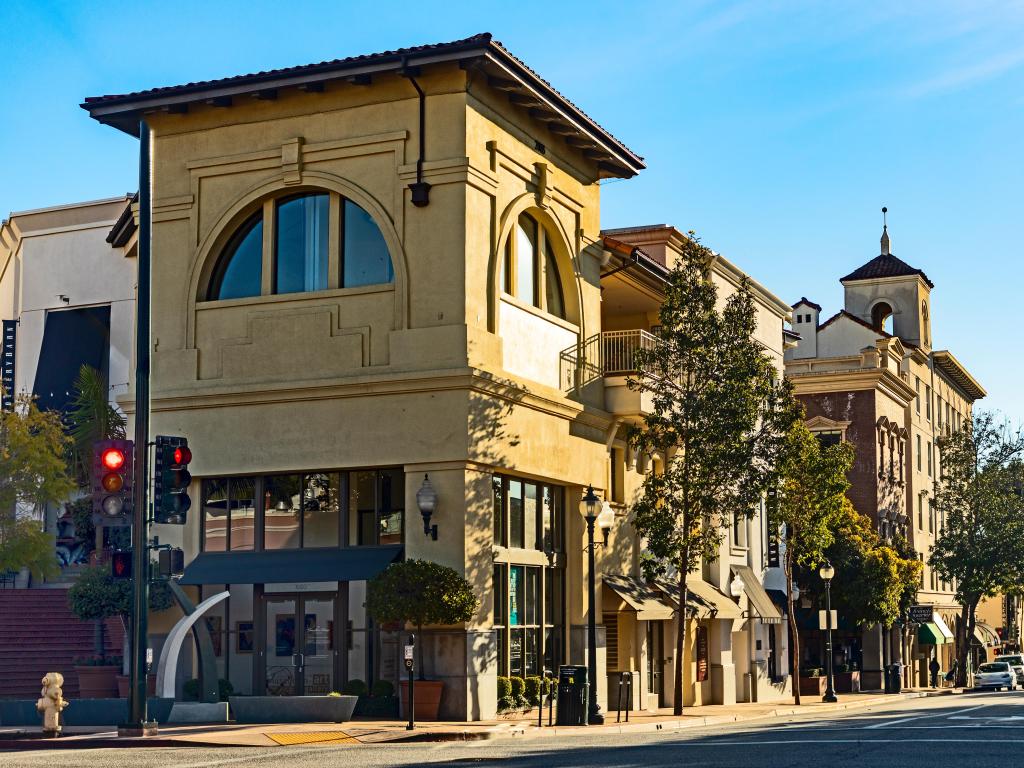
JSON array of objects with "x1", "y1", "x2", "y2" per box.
[
  {"x1": 786, "y1": 223, "x2": 985, "y2": 688},
  {"x1": 79, "y1": 33, "x2": 793, "y2": 719}
]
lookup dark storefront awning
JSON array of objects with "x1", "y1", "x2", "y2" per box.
[
  {"x1": 766, "y1": 589, "x2": 788, "y2": 617},
  {"x1": 32, "y1": 306, "x2": 110, "y2": 413},
  {"x1": 732, "y1": 565, "x2": 783, "y2": 624},
  {"x1": 919, "y1": 622, "x2": 952, "y2": 646},
  {"x1": 180, "y1": 545, "x2": 402, "y2": 585},
  {"x1": 604, "y1": 575, "x2": 675, "y2": 621}
]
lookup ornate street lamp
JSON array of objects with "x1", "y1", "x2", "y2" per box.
[
  {"x1": 820, "y1": 561, "x2": 838, "y2": 703},
  {"x1": 416, "y1": 474, "x2": 438, "y2": 540},
  {"x1": 580, "y1": 485, "x2": 605, "y2": 725}
]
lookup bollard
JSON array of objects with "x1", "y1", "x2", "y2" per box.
[{"x1": 548, "y1": 674, "x2": 554, "y2": 726}]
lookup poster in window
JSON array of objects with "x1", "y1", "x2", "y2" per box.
[
  {"x1": 275, "y1": 617, "x2": 295, "y2": 656},
  {"x1": 509, "y1": 566, "x2": 521, "y2": 626},
  {"x1": 696, "y1": 625, "x2": 709, "y2": 683},
  {"x1": 236, "y1": 621, "x2": 254, "y2": 654}
]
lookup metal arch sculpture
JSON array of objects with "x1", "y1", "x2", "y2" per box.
[{"x1": 155, "y1": 583, "x2": 230, "y2": 701}]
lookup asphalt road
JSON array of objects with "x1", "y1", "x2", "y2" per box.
[{"x1": 4, "y1": 691, "x2": 1024, "y2": 768}]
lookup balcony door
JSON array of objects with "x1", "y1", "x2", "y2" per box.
[{"x1": 263, "y1": 594, "x2": 336, "y2": 695}]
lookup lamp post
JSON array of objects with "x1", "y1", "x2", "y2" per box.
[
  {"x1": 580, "y1": 485, "x2": 609, "y2": 725},
  {"x1": 819, "y1": 561, "x2": 838, "y2": 703}
]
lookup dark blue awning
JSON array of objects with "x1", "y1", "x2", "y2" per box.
[
  {"x1": 179, "y1": 545, "x2": 402, "y2": 585},
  {"x1": 32, "y1": 306, "x2": 110, "y2": 413}
]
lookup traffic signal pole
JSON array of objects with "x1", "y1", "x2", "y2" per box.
[{"x1": 121, "y1": 118, "x2": 154, "y2": 737}]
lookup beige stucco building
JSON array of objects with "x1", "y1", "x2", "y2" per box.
[
  {"x1": 786, "y1": 222, "x2": 985, "y2": 688},
  {"x1": 79, "y1": 33, "x2": 794, "y2": 719}
]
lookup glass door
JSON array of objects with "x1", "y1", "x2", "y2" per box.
[
  {"x1": 647, "y1": 621, "x2": 664, "y2": 706},
  {"x1": 265, "y1": 597, "x2": 297, "y2": 695},
  {"x1": 263, "y1": 594, "x2": 336, "y2": 695}
]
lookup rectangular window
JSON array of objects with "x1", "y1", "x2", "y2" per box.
[
  {"x1": 926, "y1": 385, "x2": 931, "y2": 420},
  {"x1": 275, "y1": 193, "x2": 329, "y2": 293},
  {"x1": 915, "y1": 377, "x2": 921, "y2": 413},
  {"x1": 508, "y1": 480, "x2": 524, "y2": 549},
  {"x1": 917, "y1": 435, "x2": 922, "y2": 471},
  {"x1": 264, "y1": 474, "x2": 302, "y2": 550},
  {"x1": 523, "y1": 483, "x2": 539, "y2": 551},
  {"x1": 492, "y1": 476, "x2": 506, "y2": 545},
  {"x1": 733, "y1": 512, "x2": 748, "y2": 549},
  {"x1": 342, "y1": 199, "x2": 393, "y2": 287},
  {"x1": 928, "y1": 442, "x2": 933, "y2": 476},
  {"x1": 604, "y1": 612, "x2": 620, "y2": 671},
  {"x1": 515, "y1": 214, "x2": 538, "y2": 305},
  {"x1": 928, "y1": 501, "x2": 935, "y2": 533},
  {"x1": 302, "y1": 473, "x2": 340, "y2": 548},
  {"x1": 228, "y1": 477, "x2": 256, "y2": 551},
  {"x1": 918, "y1": 495, "x2": 924, "y2": 530},
  {"x1": 203, "y1": 478, "x2": 228, "y2": 552},
  {"x1": 610, "y1": 447, "x2": 625, "y2": 504},
  {"x1": 494, "y1": 564, "x2": 507, "y2": 675}
]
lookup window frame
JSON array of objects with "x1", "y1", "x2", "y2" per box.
[
  {"x1": 206, "y1": 190, "x2": 393, "y2": 302},
  {"x1": 499, "y1": 211, "x2": 568, "y2": 321}
]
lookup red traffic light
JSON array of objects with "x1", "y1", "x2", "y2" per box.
[
  {"x1": 110, "y1": 550, "x2": 132, "y2": 579},
  {"x1": 102, "y1": 448, "x2": 126, "y2": 471},
  {"x1": 173, "y1": 446, "x2": 192, "y2": 465}
]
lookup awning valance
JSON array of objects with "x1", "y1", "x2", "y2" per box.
[
  {"x1": 732, "y1": 565, "x2": 783, "y2": 625},
  {"x1": 603, "y1": 575, "x2": 675, "y2": 621},
  {"x1": 974, "y1": 622, "x2": 1000, "y2": 647},
  {"x1": 658, "y1": 577, "x2": 742, "y2": 621},
  {"x1": 933, "y1": 613, "x2": 955, "y2": 642},
  {"x1": 179, "y1": 545, "x2": 402, "y2": 585}
]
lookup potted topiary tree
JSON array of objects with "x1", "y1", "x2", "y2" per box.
[
  {"x1": 67, "y1": 562, "x2": 173, "y2": 697},
  {"x1": 366, "y1": 559, "x2": 479, "y2": 720}
]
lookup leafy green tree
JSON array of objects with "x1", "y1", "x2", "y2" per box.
[
  {"x1": 0, "y1": 392, "x2": 76, "y2": 578},
  {"x1": 65, "y1": 365, "x2": 127, "y2": 487},
  {"x1": 930, "y1": 412, "x2": 1024, "y2": 686},
  {"x1": 366, "y1": 559, "x2": 479, "y2": 680},
  {"x1": 774, "y1": 420, "x2": 854, "y2": 704},
  {"x1": 629, "y1": 234, "x2": 798, "y2": 715}
]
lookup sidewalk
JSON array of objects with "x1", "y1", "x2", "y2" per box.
[{"x1": 0, "y1": 688, "x2": 960, "y2": 750}]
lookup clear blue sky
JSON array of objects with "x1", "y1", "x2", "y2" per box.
[{"x1": 3, "y1": 1, "x2": 1021, "y2": 422}]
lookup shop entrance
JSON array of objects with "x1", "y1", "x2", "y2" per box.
[
  {"x1": 262, "y1": 594, "x2": 336, "y2": 695},
  {"x1": 647, "y1": 621, "x2": 665, "y2": 707}
]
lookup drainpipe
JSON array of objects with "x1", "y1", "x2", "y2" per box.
[{"x1": 401, "y1": 59, "x2": 430, "y2": 207}]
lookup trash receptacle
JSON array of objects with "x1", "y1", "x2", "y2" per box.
[
  {"x1": 556, "y1": 665, "x2": 588, "y2": 726},
  {"x1": 891, "y1": 663, "x2": 903, "y2": 694}
]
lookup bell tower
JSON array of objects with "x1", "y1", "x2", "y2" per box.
[{"x1": 840, "y1": 208, "x2": 933, "y2": 350}]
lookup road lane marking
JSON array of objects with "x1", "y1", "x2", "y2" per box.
[{"x1": 864, "y1": 703, "x2": 986, "y2": 728}]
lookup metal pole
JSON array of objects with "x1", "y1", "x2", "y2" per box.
[
  {"x1": 823, "y1": 579, "x2": 837, "y2": 702},
  {"x1": 586, "y1": 514, "x2": 604, "y2": 725},
  {"x1": 123, "y1": 118, "x2": 153, "y2": 736},
  {"x1": 406, "y1": 633, "x2": 415, "y2": 731}
]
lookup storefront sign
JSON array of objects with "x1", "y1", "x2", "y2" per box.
[
  {"x1": 696, "y1": 626, "x2": 709, "y2": 682},
  {"x1": 818, "y1": 609, "x2": 837, "y2": 630},
  {"x1": 908, "y1": 604, "x2": 933, "y2": 624}
]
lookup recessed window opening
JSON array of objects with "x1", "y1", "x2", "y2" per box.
[{"x1": 499, "y1": 211, "x2": 568, "y2": 321}]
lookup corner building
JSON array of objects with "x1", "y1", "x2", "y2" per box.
[{"x1": 83, "y1": 33, "x2": 791, "y2": 718}]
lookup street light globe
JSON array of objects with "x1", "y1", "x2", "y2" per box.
[
  {"x1": 819, "y1": 562, "x2": 835, "y2": 581},
  {"x1": 580, "y1": 485, "x2": 600, "y2": 521}
]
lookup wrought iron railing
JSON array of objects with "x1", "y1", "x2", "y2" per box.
[{"x1": 559, "y1": 329, "x2": 659, "y2": 392}]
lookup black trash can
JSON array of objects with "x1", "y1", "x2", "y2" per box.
[
  {"x1": 555, "y1": 665, "x2": 588, "y2": 726},
  {"x1": 890, "y1": 663, "x2": 903, "y2": 694}
]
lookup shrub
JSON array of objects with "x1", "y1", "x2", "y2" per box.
[
  {"x1": 371, "y1": 679, "x2": 394, "y2": 698},
  {"x1": 342, "y1": 678, "x2": 368, "y2": 696},
  {"x1": 524, "y1": 676, "x2": 542, "y2": 706},
  {"x1": 516, "y1": 694, "x2": 530, "y2": 710},
  {"x1": 496, "y1": 676, "x2": 512, "y2": 699},
  {"x1": 510, "y1": 676, "x2": 525, "y2": 697},
  {"x1": 497, "y1": 695, "x2": 516, "y2": 713}
]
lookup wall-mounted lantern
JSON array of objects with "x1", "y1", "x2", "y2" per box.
[{"x1": 416, "y1": 474, "x2": 438, "y2": 540}]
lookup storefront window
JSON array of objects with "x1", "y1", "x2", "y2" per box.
[
  {"x1": 493, "y1": 475, "x2": 563, "y2": 553},
  {"x1": 303, "y1": 473, "x2": 340, "y2": 548},
  {"x1": 229, "y1": 478, "x2": 256, "y2": 551},
  {"x1": 203, "y1": 479, "x2": 228, "y2": 552},
  {"x1": 264, "y1": 475, "x2": 302, "y2": 549},
  {"x1": 509, "y1": 565, "x2": 541, "y2": 678}
]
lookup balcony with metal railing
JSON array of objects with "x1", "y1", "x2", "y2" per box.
[{"x1": 559, "y1": 329, "x2": 659, "y2": 416}]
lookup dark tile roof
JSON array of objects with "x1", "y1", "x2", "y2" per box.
[
  {"x1": 817, "y1": 310, "x2": 891, "y2": 337},
  {"x1": 840, "y1": 254, "x2": 934, "y2": 288},
  {"x1": 80, "y1": 33, "x2": 643, "y2": 175},
  {"x1": 792, "y1": 297, "x2": 822, "y2": 311}
]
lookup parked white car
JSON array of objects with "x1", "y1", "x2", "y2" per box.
[
  {"x1": 975, "y1": 661, "x2": 1016, "y2": 691},
  {"x1": 994, "y1": 654, "x2": 1024, "y2": 685}
]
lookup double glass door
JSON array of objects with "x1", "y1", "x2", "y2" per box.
[{"x1": 264, "y1": 594, "x2": 335, "y2": 696}]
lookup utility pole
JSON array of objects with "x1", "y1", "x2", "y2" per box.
[{"x1": 119, "y1": 118, "x2": 154, "y2": 738}]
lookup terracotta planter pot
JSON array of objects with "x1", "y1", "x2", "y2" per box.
[
  {"x1": 75, "y1": 665, "x2": 119, "y2": 698},
  {"x1": 833, "y1": 671, "x2": 861, "y2": 693},
  {"x1": 798, "y1": 675, "x2": 828, "y2": 696},
  {"x1": 116, "y1": 674, "x2": 156, "y2": 698},
  {"x1": 399, "y1": 679, "x2": 444, "y2": 720}
]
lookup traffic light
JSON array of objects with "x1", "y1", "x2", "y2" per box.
[
  {"x1": 158, "y1": 547, "x2": 185, "y2": 578},
  {"x1": 92, "y1": 439, "x2": 134, "y2": 527},
  {"x1": 154, "y1": 435, "x2": 191, "y2": 524},
  {"x1": 110, "y1": 550, "x2": 132, "y2": 579}
]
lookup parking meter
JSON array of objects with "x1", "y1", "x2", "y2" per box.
[{"x1": 405, "y1": 634, "x2": 415, "y2": 731}]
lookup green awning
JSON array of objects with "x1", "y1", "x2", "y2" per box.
[
  {"x1": 918, "y1": 622, "x2": 950, "y2": 645},
  {"x1": 179, "y1": 545, "x2": 402, "y2": 585}
]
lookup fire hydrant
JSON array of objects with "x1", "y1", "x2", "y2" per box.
[{"x1": 36, "y1": 672, "x2": 69, "y2": 736}]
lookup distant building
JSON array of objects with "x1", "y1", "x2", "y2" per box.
[{"x1": 786, "y1": 219, "x2": 985, "y2": 689}]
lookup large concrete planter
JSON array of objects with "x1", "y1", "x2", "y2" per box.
[
  {"x1": 75, "y1": 665, "x2": 119, "y2": 698},
  {"x1": 0, "y1": 697, "x2": 173, "y2": 726},
  {"x1": 228, "y1": 695, "x2": 357, "y2": 723},
  {"x1": 798, "y1": 675, "x2": 827, "y2": 697},
  {"x1": 834, "y1": 671, "x2": 861, "y2": 693},
  {"x1": 400, "y1": 680, "x2": 444, "y2": 720}
]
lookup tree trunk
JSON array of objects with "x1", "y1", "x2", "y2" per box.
[
  {"x1": 786, "y1": 555, "x2": 800, "y2": 705},
  {"x1": 956, "y1": 602, "x2": 970, "y2": 688},
  {"x1": 674, "y1": 565, "x2": 687, "y2": 716}
]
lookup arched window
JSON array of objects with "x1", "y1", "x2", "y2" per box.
[
  {"x1": 871, "y1": 301, "x2": 893, "y2": 334},
  {"x1": 499, "y1": 211, "x2": 568, "y2": 320},
  {"x1": 206, "y1": 191, "x2": 393, "y2": 301}
]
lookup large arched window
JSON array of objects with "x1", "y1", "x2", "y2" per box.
[
  {"x1": 206, "y1": 191, "x2": 393, "y2": 301},
  {"x1": 499, "y1": 212, "x2": 568, "y2": 320}
]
